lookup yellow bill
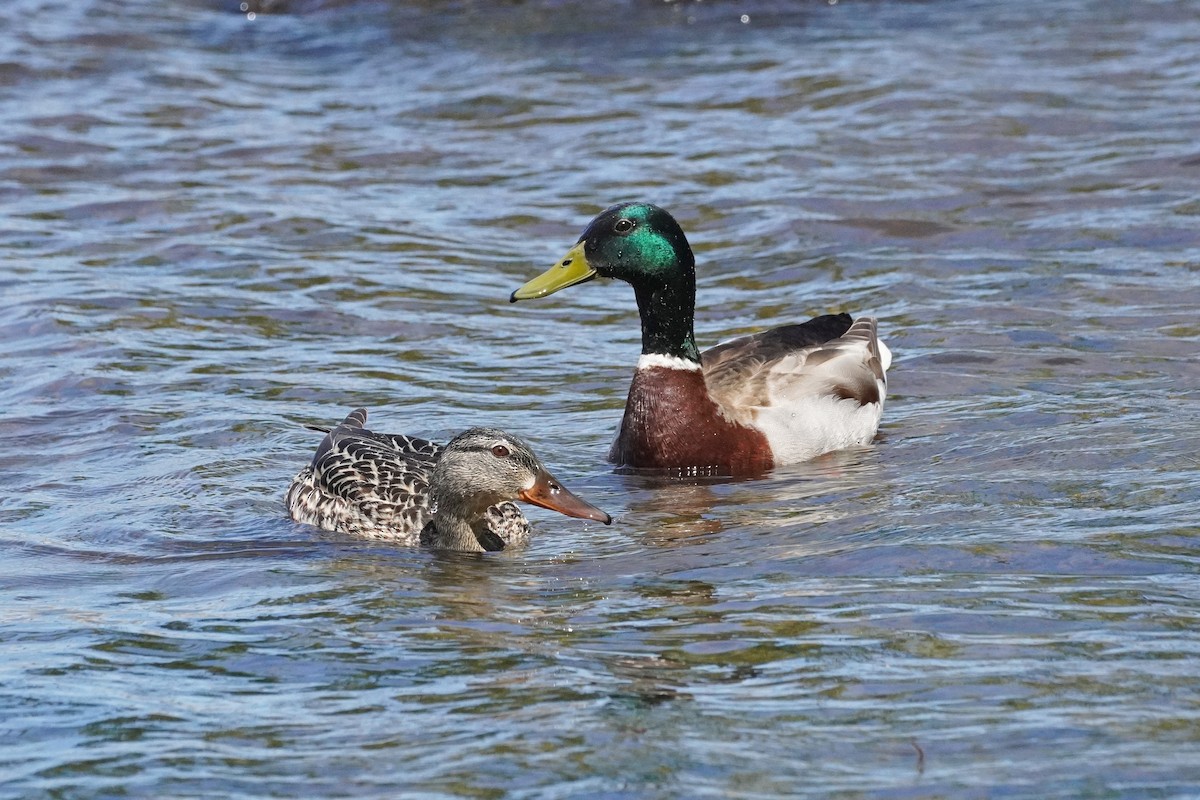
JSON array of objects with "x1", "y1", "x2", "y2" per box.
[{"x1": 510, "y1": 241, "x2": 595, "y2": 302}]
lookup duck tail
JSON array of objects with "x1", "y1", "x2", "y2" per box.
[{"x1": 302, "y1": 407, "x2": 369, "y2": 436}]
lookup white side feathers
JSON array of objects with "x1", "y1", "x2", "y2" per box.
[{"x1": 878, "y1": 338, "x2": 893, "y2": 373}]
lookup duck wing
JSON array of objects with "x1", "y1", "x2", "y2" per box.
[
  {"x1": 701, "y1": 313, "x2": 856, "y2": 413},
  {"x1": 309, "y1": 408, "x2": 442, "y2": 507},
  {"x1": 703, "y1": 316, "x2": 890, "y2": 463}
]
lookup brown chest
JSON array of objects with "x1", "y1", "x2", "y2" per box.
[{"x1": 609, "y1": 366, "x2": 773, "y2": 476}]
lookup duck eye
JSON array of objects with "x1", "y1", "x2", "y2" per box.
[
  {"x1": 613, "y1": 218, "x2": 634, "y2": 234},
  {"x1": 491, "y1": 444, "x2": 511, "y2": 458}
]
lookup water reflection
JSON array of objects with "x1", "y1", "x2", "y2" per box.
[{"x1": 612, "y1": 445, "x2": 888, "y2": 550}]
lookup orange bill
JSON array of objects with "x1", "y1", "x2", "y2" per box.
[{"x1": 518, "y1": 469, "x2": 611, "y2": 524}]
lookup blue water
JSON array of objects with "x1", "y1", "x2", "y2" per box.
[{"x1": 2, "y1": 0, "x2": 1199, "y2": 797}]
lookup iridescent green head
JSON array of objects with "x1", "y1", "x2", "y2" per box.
[
  {"x1": 511, "y1": 202, "x2": 695, "y2": 299},
  {"x1": 511, "y1": 203, "x2": 700, "y2": 361}
]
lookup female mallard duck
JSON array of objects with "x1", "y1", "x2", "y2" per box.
[
  {"x1": 286, "y1": 408, "x2": 611, "y2": 551},
  {"x1": 510, "y1": 202, "x2": 891, "y2": 476}
]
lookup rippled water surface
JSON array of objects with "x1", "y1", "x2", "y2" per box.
[{"x1": 3, "y1": 0, "x2": 1200, "y2": 797}]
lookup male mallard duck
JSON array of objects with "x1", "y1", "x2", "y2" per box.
[
  {"x1": 286, "y1": 409, "x2": 611, "y2": 551},
  {"x1": 510, "y1": 202, "x2": 891, "y2": 476}
]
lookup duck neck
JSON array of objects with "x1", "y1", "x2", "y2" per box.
[
  {"x1": 632, "y1": 275, "x2": 700, "y2": 364},
  {"x1": 429, "y1": 492, "x2": 488, "y2": 552}
]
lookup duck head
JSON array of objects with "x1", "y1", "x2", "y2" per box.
[
  {"x1": 511, "y1": 203, "x2": 701, "y2": 362},
  {"x1": 431, "y1": 428, "x2": 611, "y2": 527},
  {"x1": 511, "y1": 202, "x2": 695, "y2": 299}
]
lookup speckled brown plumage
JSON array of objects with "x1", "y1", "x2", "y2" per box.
[{"x1": 286, "y1": 409, "x2": 610, "y2": 551}]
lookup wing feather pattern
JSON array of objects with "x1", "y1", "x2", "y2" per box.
[{"x1": 699, "y1": 315, "x2": 889, "y2": 463}]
